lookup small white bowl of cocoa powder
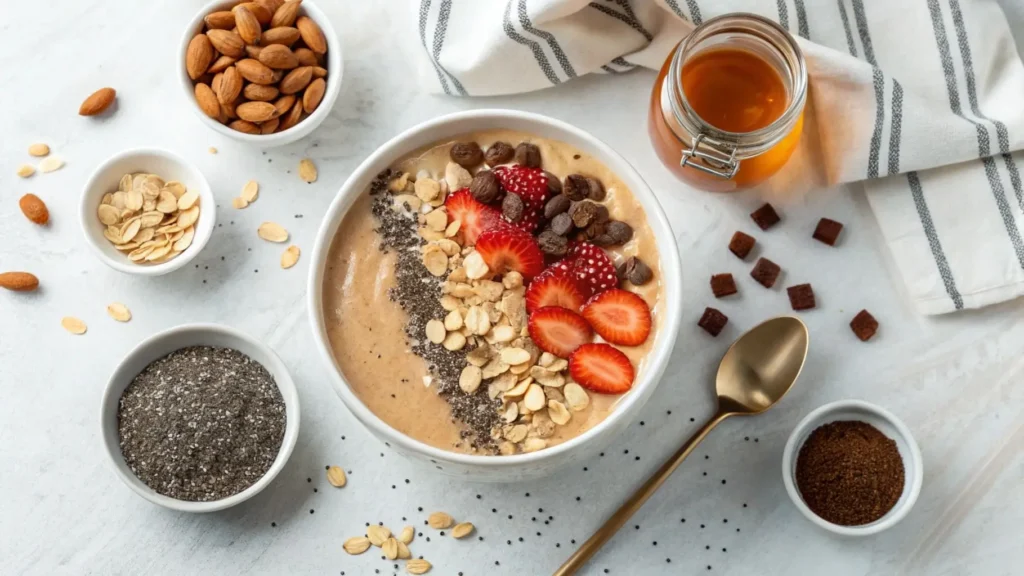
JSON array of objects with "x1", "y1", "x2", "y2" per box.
[{"x1": 782, "y1": 399, "x2": 923, "y2": 536}]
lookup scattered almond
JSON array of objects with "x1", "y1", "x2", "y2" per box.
[
  {"x1": 258, "y1": 221, "x2": 289, "y2": 242},
  {"x1": 427, "y1": 511, "x2": 453, "y2": 529},
  {"x1": 296, "y1": 16, "x2": 327, "y2": 54},
  {"x1": 38, "y1": 157, "x2": 64, "y2": 173},
  {"x1": 241, "y1": 180, "x2": 259, "y2": 202},
  {"x1": 18, "y1": 194, "x2": 49, "y2": 225},
  {"x1": 232, "y1": 197, "x2": 249, "y2": 209},
  {"x1": 398, "y1": 526, "x2": 415, "y2": 544},
  {"x1": 96, "y1": 172, "x2": 198, "y2": 266},
  {"x1": 406, "y1": 559, "x2": 432, "y2": 575},
  {"x1": 298, "y1": 158, "x2": 317, "y2": 182},
  {"x1": 61, "y1": 317, "x2": 87, "y2": 335},
  {"x1": 451, "y1": 522, "x2": 474, "y2": 539},
  {"x1": 280, "y1": 245, "x2": 300, "y2": 269},
  {"x1": 28, "y1": 143, "x2": 49, "y2": 157},
  {"x1": 397, "y1": 541, "x2": 411, "y2": 559},
  {"x1": 367, "y1": 525, "x2": 391, "y2": 547},
  {"x1": 79, "y1": 87, "x2": 116, "y2": 116},
  {"x1": 187, "y1": 34, "x2": 215, "y2": 80},
  {"x1": 106, "y1": 303, "x2": 132, "y2": 322},
  {"x1": 325, "y1": 465, "x2": 346, "y2": 487},
  {"x1": 16, "y1": 164, "x2": 35, "y2": 178},
  {"x1": 382, "y1": 537, "x2": 399, "y2": 560},
  {"x1": 0, "y1": 272, "x2": 39, "y2": 292},
  {"x1": 343, "y1": 536, "x2": 370, "y2": 555}
]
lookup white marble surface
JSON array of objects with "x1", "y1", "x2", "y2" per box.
[{"x1": 2, "y1": 2, "x2": 1022, "y2": 575}]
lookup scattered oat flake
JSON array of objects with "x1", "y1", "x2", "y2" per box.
[
  {"x1": 106, "y1": 303, "x2": 132, "y2": 322},
  {"x1": 258, "y1": 222, "x2": 289, "y2": 242},
  {"x1": 298, "y1": 159, "x2": 317, "y2": 183},
  {"x1": 17, "y1": 164, "x2": 35, "y2": 178},
  {"x1": 280, "y1": 245, "x2": 300, "y2": 269},
  {"x1": 28, "y1": 143, "x2": 49, "y2": 157},
  {"x1": 232, "y1": 197, "x2": 249, "y2": 209},
  {"x1": 38, "y1": 157, "x2": 64, "y2": 173},
  {"x1": 61, "y1": 317, "x2": 87, "y2": 335},
  {"x1": 325, "y1": 465, "x2": 346, "y2": 487},
  {"x1": 241, "y1": 180, "x2": 259, "y2": 203}
]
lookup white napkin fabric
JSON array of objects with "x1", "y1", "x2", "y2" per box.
[{"x1": 408, "y1": 0, "x2": 1024, "y2": 315}]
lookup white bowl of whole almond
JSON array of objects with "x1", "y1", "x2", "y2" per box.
[{"x1": 179, "y1": 0, "x2": 343, "y2": 146}]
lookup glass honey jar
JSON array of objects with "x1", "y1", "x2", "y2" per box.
[{"x1": 648, "y1": 13, "x2": 808, "y2": 192}]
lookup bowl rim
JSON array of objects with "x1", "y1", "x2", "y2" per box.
[
  {"x1": 177, "y1": 0, "x2": 344, "y2": 146},
  {"x1": 79, "y1": 147, "x2": 217, "y2": 276},
  {"x1": 781, "y1": 399, "x2": 924, "y2": 536},
  {"x1": 307, "y1": 108, "x2": 684, "y2": 469},
  {"x1": 99, "y1": 322, "x2": 300, "y2": 512}
]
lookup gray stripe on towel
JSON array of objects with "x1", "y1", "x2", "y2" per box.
[
  {"x1": 432, "y1": 0, "x2": 467, "y2": 95},
  {"x1": 418, "y1": 0, "x2": 451, "y2": 95},
  {"x1": 888, "y1": 80, "x2": 903, "y2": 175},
  {"x1": 837, "y1": 0, "x2": 858, "y2": 57},
  {"x1": 518, "y1": 0, "x2": 577, "y2": 79},
  {"x1": 852, "y1": 0, "x2": 884, "y2": 179},
  {"x1": 795, "y1": 0, "x2": 810, "y2": 38},
  {"x1": 502, "y1": 0, "x2": 561, "y2": 85},
  {"x1": 776, "y1": 0, "x2": 789, "y2": 30},
  {"x1": 589, "y1": 2, "x2": 654, "y2": 42},
  {"x1": 908, "y1": 172, "x2": 964, "y2": 310}
]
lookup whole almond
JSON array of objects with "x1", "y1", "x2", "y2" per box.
[
  {"x1": 258, "y1": 44, "x2": 299, "y2": 69},
  {"x1": 237, "y1": 101, "x2": 278, "y2": 123},
  {"x1": 206, "y1": 54, "x2": 236, "y2": 74},
  {"x1": 279, "y1": 66, "x2": 313, "y2": 94},
  {"x1": 273, "y1": 94, "x2": 296, "y2": 117},
  {"x1": 19, "y1": 194, "x2": 49, "y2": 225},
  {"x1": 232, "y1": 5, "x2": 262, "y2": 45},
  {"x1": 236, "y1": 58, "x2": 275, "y2": 84},
  {"x1": 244, "y1": 83, "x2": 280, "y2": 101},
  {"x1": 271, "y1": 0, "x2": 302, "y2": 27},
  {"x1": 303, "y1": 77, "x2": 326, "y2": 113},
  {"x1": 293, "y1": 47, "x2": 318, "y2": 66},
  {"x1": 245, "y1": 44, "x2": 264, "y2": 59},
  {"x1": 79, "y1": 87, "x2": 116, "y2": 116},
  {"x1": 263, "y1": 26, "x2": 300, "y2": 46},
  {"x1": 229, "y1": 119, "x2": 260, "y2": 134},
  {"x1": 271, "y1": 69, "x2": 285, "y2": 83},
  {"x1": 221, "y1": 100, "x2": 238, "y2": 120},
  {"x1": 204, "y1": 11, "x2": 235, "y2": 30},
  {"x1": 211, "y1": 72, "x2": 224, "y2": 95},
  {"x1": 296, "y1": 16, "x2": 327, "y2": 54},
  {"x1": 278, "y1": 97, "x2": 303, "y2": 131},
  {"x1": 240, "y1": 1, "x2": 272, "y2": 25},
  {"x1": 218, "y1": 66, "x2": 243, "y2": 104},
  {"x1": 194, "y1": 83, "x2": 221, "y2": 119},
  {"x1": 259, "y1": 0, "x2": 285, "y2": 13},
  {"x1": 207, "y1": 29, "x2": 245, "y2": 58},
  {"x1": 311, "y1": 65, "x2": 327, "y2": 78},
  {"x1": 261, "y1": 117, "x2": 280, "y2": 134},
  {"x1": 0, "y1": 272, "x2": 39, "y2": 292},
  {"x1": 186, "y1": 34, "x2": 215, "y2": 80}
]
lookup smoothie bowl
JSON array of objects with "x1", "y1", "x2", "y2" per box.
[{"x1": 309, "y1": 110, "x2": 682, "y2": 481}]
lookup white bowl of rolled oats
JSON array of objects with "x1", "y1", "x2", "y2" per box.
[
  {"x1": 80, "y1": 148, "x2": 216, "y2": 276},
  {"x1": 308, "y1": 109, "x2": 683, "y2": 482}
]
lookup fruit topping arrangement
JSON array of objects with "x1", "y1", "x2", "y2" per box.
[{"x1": 383, "y1": 137, "x2": 658, "y2": 454}]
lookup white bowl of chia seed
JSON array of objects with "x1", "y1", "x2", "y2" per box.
[{"x1": 100, "y1": 323, "x2": 300, "y2": 512}]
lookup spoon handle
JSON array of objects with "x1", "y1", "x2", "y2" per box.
[{"x1": 552, "y1": 411, "x2": 730, "y2": 576}]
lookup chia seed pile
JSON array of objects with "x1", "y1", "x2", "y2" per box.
[
  {"x1": 117, "y1": 346, "x2": 286, "y2": 502},
  {"x1": 370, "y1": 171, "x2": 502, "y2": 452}
]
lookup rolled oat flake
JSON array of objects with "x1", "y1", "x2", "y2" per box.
[{"x1": 117, "y1": 346, "x2": 286, "y2": 502}]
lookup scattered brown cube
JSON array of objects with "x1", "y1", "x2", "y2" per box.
[
  {"x1": 850, "y1": 309, "x2": 878, "y2": 341},
  {"x1": 698, "y1": 307, "x2": 728, "y2": 337},
  {"x1": 750, "y1": 203, "x2": 781, "y2": 230},
  {"x1": 710, "y1": 273, "x2": 738, "y2": 298},
  {"x1": 787, "y1": 283, "x2": 816, "y2": 310},
  {"x1": 729, "y1": 231, "x2": 756, "y2": 260},
  {"x1": 750, "y1": 257, "x2": 781, "y2": 288},
  {"x1": 813, "y1": 218, "x2": 844, "y2": 246}
]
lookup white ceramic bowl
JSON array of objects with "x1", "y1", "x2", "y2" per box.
[
  {"x1": 308, "y1": 109, "x2": 683, "y2": 482},
  {"x1": 80, "y1": 148, "x2": 216, "y2": 276},
  {"x1": 178, "y1": 0, "x2": 344, "y2": 147},
  {"x1": 100, "y1": 323, "x2": 300, "y2": 512},
  {"x1": 782, "y1": 399, "x2": 923, "y2": 536}
]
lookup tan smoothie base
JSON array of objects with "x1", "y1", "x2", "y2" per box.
[{"x1": 323, "y1": 130, "x2": 664, "y2": 455}]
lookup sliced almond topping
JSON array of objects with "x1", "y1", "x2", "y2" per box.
[
  {"x1": 367, "y1": 525, "x2": 391, "y2": 547},
  {"x1": 232, "y1": 197, "x2": 250, "y2": 209},
  {"x1": 427, "y1": 511, "x2": 454, "y2": 529},
  {"x1": 326, "y1": 465, "x2": 347, "y2": 487},
  {"x1": 398, "y1": 525, "x2": 415, "y2": 544},
  {"x1": 163, "y1": 181, "x2": 186, "y2": 199},
  {"x1": 156, "y1": 191, "x2": 178, "y2": 213},
  {"x1": 298, "y1": 158, "x2": 318, "y2": 183},
  {"x1": 548, "y1": 399, "x2": 571, "y2": 425},
  {"x1": 481, "y1": 358, "x2": 510, "y2": 379},
  {"x1": 106, "y1": 303, "x2": 132, "y2": 322},
  {"x1": 241, "y1": 180, "x2": 259, "y2": 203},
  {"x1": 343, "y1": 536, "x2": 371, "y2": 555},
  {"x1": 388, "y1": 172, "x2": 411, "y2": 192},
  {"x1": 173, "y1": 226, "x2": 196, "y2": 252},
  {"x1": 564, "y1": 382, "x2": 590, "y2": 411},
  {"x1": 451, "y1": 522, "x2": 475, "y2": 539},
  {"x1": 61, "y1": 316, "x2": 87, "y2": 335},
  {"x1": 506, "y1": 424, "x2": 528, "y2": 443},
  {"x1": 459, "y1": 365, "x2": 483, "y2": 394},
  {"x1": 422, "y1": 248, "x2": 448, "y2": 277},
  {"x1": 501, "y1": 347, "x2": 531, "y2": 365},
  {"x1": 503, "y1": 402, "x2": 519, "y2": 422},
  {"x1": 120, "y1": 219, "x2": 142, "y2": 243},
  {"x1": 445, "y1": 161, "x2": 473, "y2": 191},
  {"x1": 98, "y1": 204, "x2": 121, "y2": 225},
  {"x1": 258, "y1": 221, "x2": 289, "y2": 242},
  {"x1": 522, "y1": 437, "x2": 547, "y2": 453},
  {"x1": 280, "y1": 245, "x2": 300, "y2": 269},
  {"x1": 441, "y1": 331, "x2": 467, "y2": 351},
  {"x1": 445, "y1": 220, "x2": 461, "y2": 237},
  {"x1": 425, "y1": 208, "x2": 447, "y2": 232},
  {"x1": 425, "y1": 319, "x2": 446, "y2": 344},
  {"x1": 523, "y1": 383, "x2": 546, "y2": 412},
  {"x1": 414, "y1": 178, "x2": 441, "y2": 202},
  {"x1": 177, "y1": 190, "x2": 200, "y2": 211},
  {"x1": 463, "y1": 251, "x2": 489, "y2": 280},
  {"x1": 177, "y1": 205, "x2": 201, "y2": 229},
  {"x1": 505, "y1": 379, "x2": 531, "y2": 398},
  {"x1": 443, "y1": 309, "x2": 463, "y2": 331}
]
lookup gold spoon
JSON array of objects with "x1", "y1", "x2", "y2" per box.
[{"x1": 554, "y1": 316, "x2": 809, "y2": 576}]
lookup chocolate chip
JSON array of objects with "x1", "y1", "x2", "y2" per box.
[
  {"x1": 569, "y1": 200, "x2": 601, "y2": 228},
  {"x1": 515, "y1": 143, "x2": 542, "y2": 168},
  {"x1": 544, "y1": 194, "x2": 571, "y2": 219},
  {"x1": 485, "y1": 141, "x2": 515, "y2": 166},
  {"x1": 593, "y1": 204, "x2": 610, "y2": 224},
  {"x1": 470, "y1": 170, "x2": 502, "y2": 204},
  {"x1": 586, "y1": 178, "x2": 606, "y2": 201},
  {"x1": 605, "y1": 221, "x2": 633, "y2": 244},
  {"x1": 550, "y1": 213, "x2": 573, "y2": 236},
  {"x1": 450, "y1": 142, "x2": 484, "y2": 168},
  {"x1": 502, "y1": 193, "x2": 524, "y2": 222},
  {"x1": 563, "y1": 174, "x2": 591, "y2": 201},
  {"x1": 583, "y1": 220, "x2": 607, "y2": 241},
  {"x1": 537, "y1": 230, "x2": 568, "y2": 256},
  {"x1": 622, "y1": 256, "x2": 653, "y2": 285},
  {"x1": 543, "y1": 171, "x2": 562, "y2": 195},
  {"x1": 592, "y1": 233, "x2": 616, "y2": 247}
]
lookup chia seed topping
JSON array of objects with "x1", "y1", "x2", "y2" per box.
[
  {"x1": 370, "y1": 171, "x2": 502, "y2": 452},
  {"x1": 117, "y1": 346, "x2": 286, "y2": 501}
]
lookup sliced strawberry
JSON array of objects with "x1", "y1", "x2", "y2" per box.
[
  {"x1": 528, "y1": 307, "x2": 593, "y2": 358},
  {"x1": 569, "y1": 343, "x2": 635, "y2": 394},
  {"x1": 494, "y1": 165, "x2": 549, "y2": 232},
  {"x1": 475, "y1": 228, "x2": 545, "y2": 279},
  {"x1": 567, "y1": 242, "x2": 619, "y2": 297},
  {"x1": 445, "y1": 189, "x2": 504, "y2": 245},
  {"x1": 581, "y1": 289, "x2": 652, "y2": 346},
  {"x1": 525, "y1": 268, "x2": 586, "y2": 313}
]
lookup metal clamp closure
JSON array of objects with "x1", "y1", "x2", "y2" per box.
[{"x1": 680, "y1": 133, "x2": 739, "y2": 179}]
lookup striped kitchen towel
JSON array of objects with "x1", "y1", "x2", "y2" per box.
[{"x1": 408, "y1": 0, "x2": 1024, "y2": 315}]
